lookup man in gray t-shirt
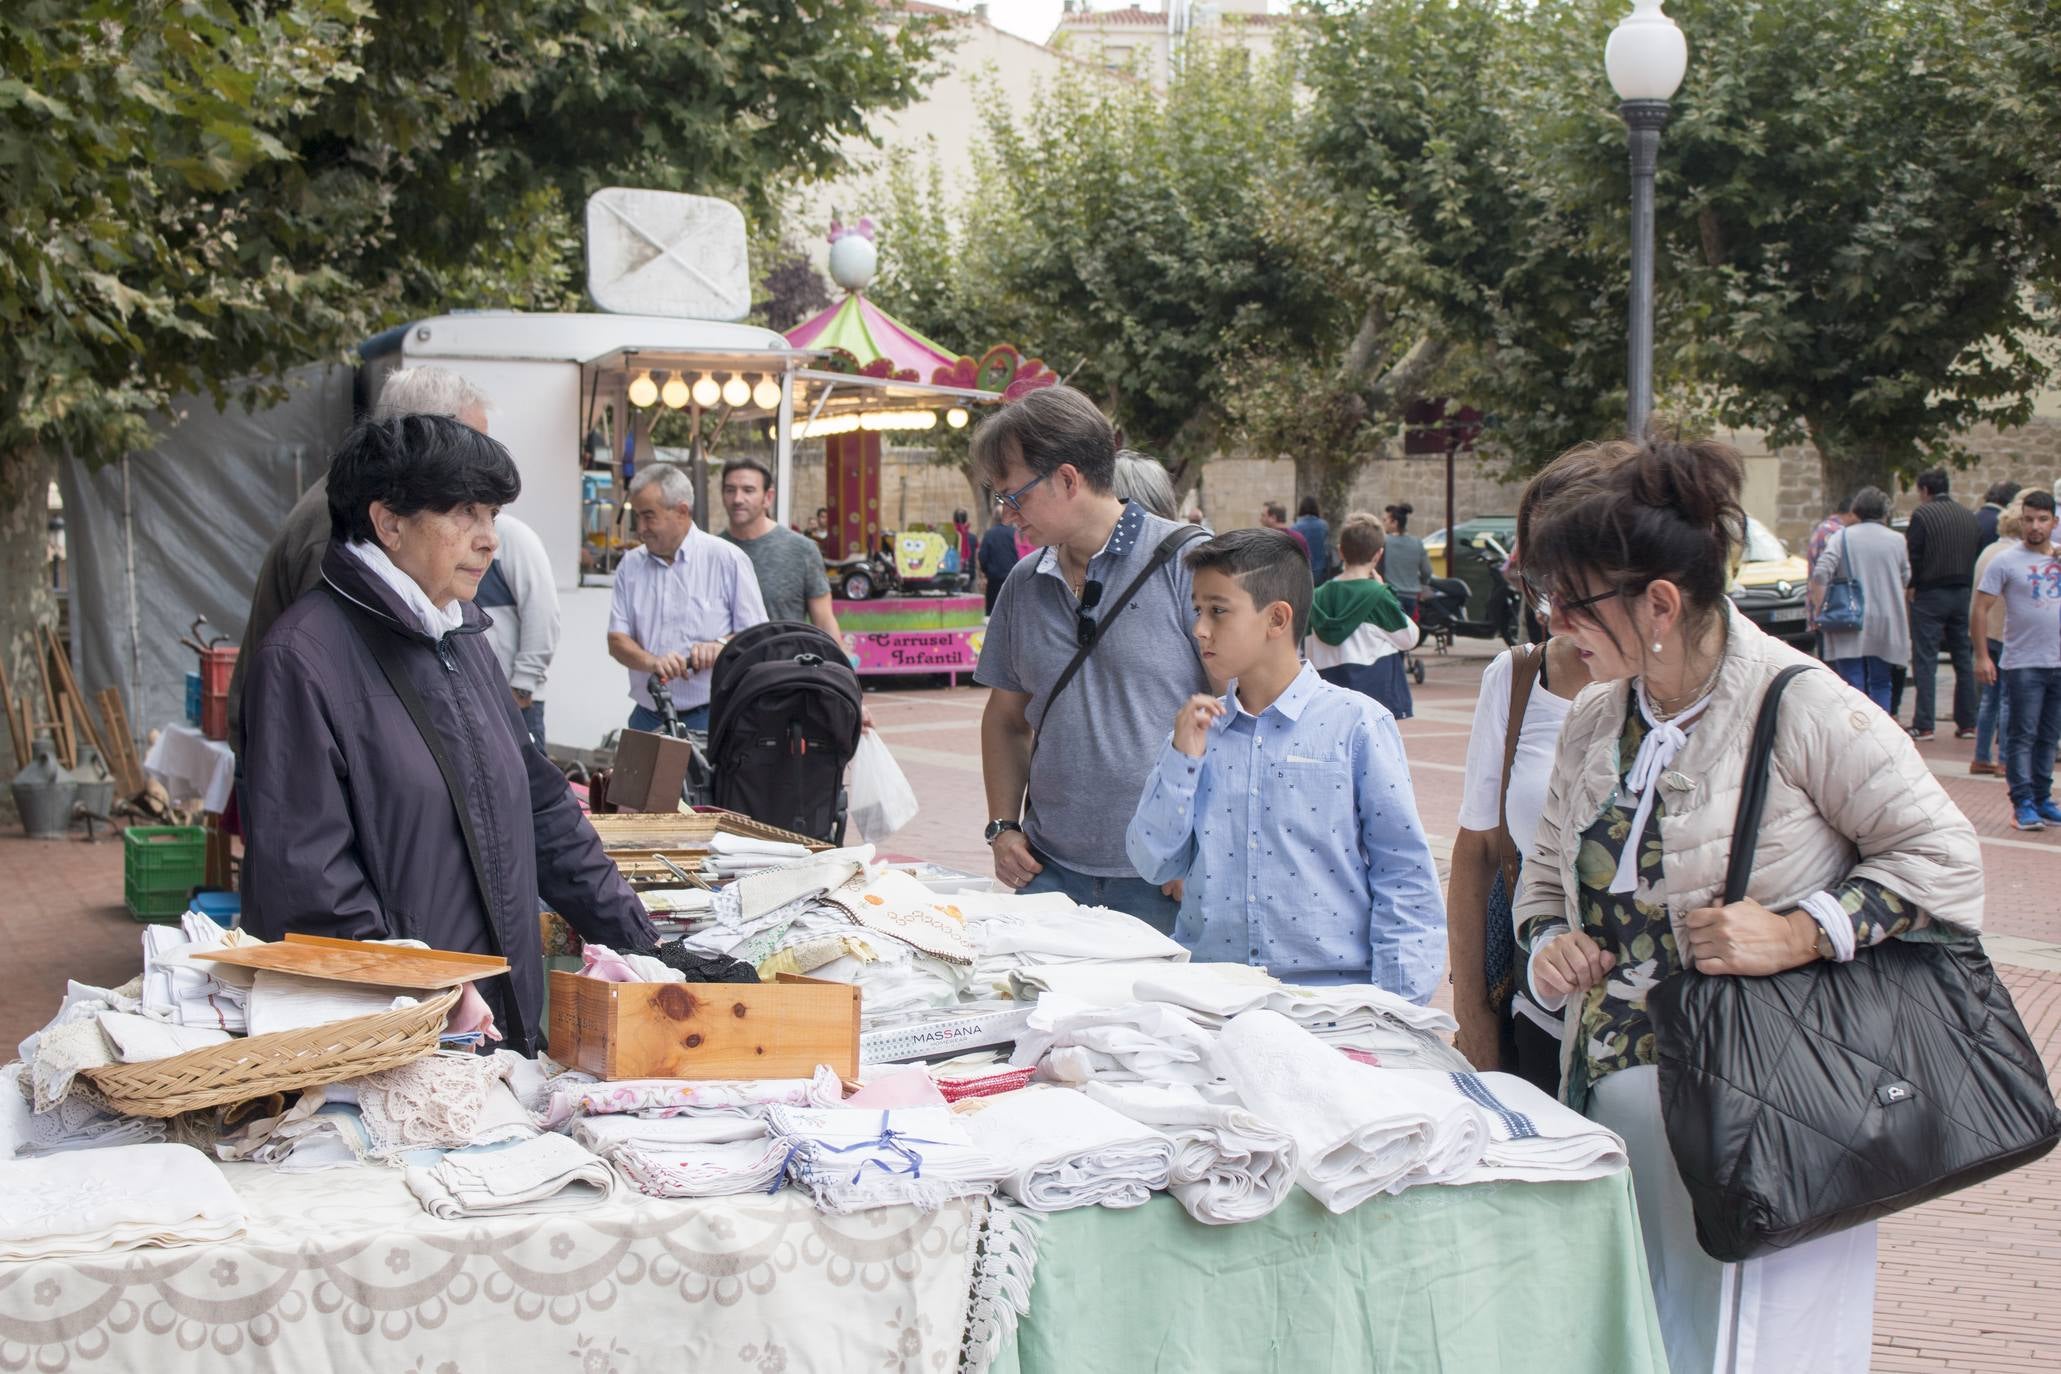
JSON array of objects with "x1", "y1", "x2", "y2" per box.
[
  {"x1": 971, "y1": 386, "x2": 1208, "y2": 934},
  {"x1": 1975, "y1": 491, "x2": 2061, "y2": 825},
  {"x1": 718, "y1": 459, "x2": 840, "y2": 633}
]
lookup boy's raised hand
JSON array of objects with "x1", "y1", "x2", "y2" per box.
[{"x1": 1173, "y1": 693, "x2": 1226, "y2": 758}]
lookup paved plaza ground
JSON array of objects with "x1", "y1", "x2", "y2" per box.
[{"x1": 3, "y1": 643, "x2": 2056, "y2": 1368}]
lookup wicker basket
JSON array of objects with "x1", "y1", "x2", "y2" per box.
[{"x1": 81, "y1": 986, "x2": 461, "y2": 1118}]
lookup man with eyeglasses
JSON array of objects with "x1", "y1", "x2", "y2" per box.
[{"x1": 972, "y1": 386, "x2": 1210, "y2": 933}]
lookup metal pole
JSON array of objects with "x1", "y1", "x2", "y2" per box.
[
  {"x1": 774, "y1": 369, "x2": 795, "y2": 528},
  {"x1": 1621, "y1": 98, "x2": 1670, "y2": 439}
]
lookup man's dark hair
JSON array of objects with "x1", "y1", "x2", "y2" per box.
[
  {"x1": 2022, "y1": 489, "x2": 2055, "y2": 515},
  {"x1": 327, "y1": 414, "x2": 519, "y2": 545},
  {"x1": 1186, "y1": 528, "x2": 1313, "y2": 641},
  {"x1": 969, "y1": 385, "x2": 1116, "y2": 492},
  {"x1": 1917, "y1": 468, "x2": 1950, "y2": 498},
  {"x1": 1297, "y1": 495, "x2": 1321, "y2": 519},
  {"x1": 1986, "y1": 480, "x2": 2022, "y2": 507},
  {"x1": 1262, "y1": 500, "x2": 1288, "y2": 522},
  {"x1": 954, "y1": 508, "x2": 968, "y2": 523},
  {"x1": 720, "y1": 457, "x2": 775, "y2": 491}
]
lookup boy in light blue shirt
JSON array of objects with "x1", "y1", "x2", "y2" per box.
[{"x1": 1125, "y1": 528, "x2": 1446, "y2": 1001}]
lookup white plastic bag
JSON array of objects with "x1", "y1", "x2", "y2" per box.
[{"x1": 848, "y1": 730, "x2": 919, "y2": 838}]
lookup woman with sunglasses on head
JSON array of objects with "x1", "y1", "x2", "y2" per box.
[{"x1": 1510, "y1": 438, "x2": 1982, "y2": 1373}]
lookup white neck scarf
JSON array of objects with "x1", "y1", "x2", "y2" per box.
[
  {"x1": 1609, "y1": 678, "x2": 1714, "y2": 895},
  {"x1": 344, "y1": 540, "x2": 466, "y2": 638}
]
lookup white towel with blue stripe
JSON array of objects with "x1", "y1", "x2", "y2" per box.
[{"x1": 1391, "y1": 1069, "x2": 1628, "y2": 1186}]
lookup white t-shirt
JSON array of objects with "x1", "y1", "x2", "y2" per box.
[{"x1": 1458, "y1": 648, "x2": 1575, "y2": 856}]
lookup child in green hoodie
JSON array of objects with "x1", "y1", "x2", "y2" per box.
[{"x1": 1302, "y1": 517, "x2": 1421, "y2": 718}]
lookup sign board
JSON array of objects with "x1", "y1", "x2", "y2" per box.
[{"x1": 585, "y1": 189, "x2": 751, "y2": 320}]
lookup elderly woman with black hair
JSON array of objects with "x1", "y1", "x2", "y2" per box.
[
  {"x1": 1512, "y1": 438, "x2": 1982, "y2": 1373},
  {"x1": 243, "y1": 415, "x2": 654, "y2": 1054}
]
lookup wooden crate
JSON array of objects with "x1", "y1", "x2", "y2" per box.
[{"x1": 547, "y1": 970, "x2": 860, "y2": 1080}]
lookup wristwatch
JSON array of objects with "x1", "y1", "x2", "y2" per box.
[{"x1": 984, "y1": 819, "x2": 1022, "y2": 845}]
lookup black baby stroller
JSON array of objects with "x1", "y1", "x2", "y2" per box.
[{"x1": 705, "y1": 623, "x2": 864, "y2": 844}]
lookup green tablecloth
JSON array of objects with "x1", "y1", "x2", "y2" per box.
[{"x1": 993, "y1": 1175, "x2": 1667, "y2": 1374}]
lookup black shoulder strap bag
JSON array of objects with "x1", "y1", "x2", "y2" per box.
[{"x1": 1647, "y1": 664, "x2": 2061, "y2": 1262}]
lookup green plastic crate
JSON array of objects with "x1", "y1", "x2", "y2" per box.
[{"x1": 123, "y1": 825, "x2": 206, "y2": 922}]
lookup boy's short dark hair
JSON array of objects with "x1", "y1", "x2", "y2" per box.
[
  {"x1": 2022, "y1": 490, "x2": 2055, "y2": 515},
  {"x1": 1339, "y1": 519, "x2": 1386, "y2": 566},
  {"x1": 720, "y1": 457, "x2": 775, "y2": 491},
  {"x1": 1186, "y1": 528, "x2": 1313, "y2": 640}
]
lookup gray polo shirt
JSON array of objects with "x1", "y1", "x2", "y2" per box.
[
  {"x1": 721, "y1": 524, "x2": 831, "y2": 623},
  {"x1": 975, "y1": 501, "x2": 1208, "y2": 876}
]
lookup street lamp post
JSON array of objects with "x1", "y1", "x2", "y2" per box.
[{"x1": 1606, "y1": 0, "x2": 1687, "y2": 439}]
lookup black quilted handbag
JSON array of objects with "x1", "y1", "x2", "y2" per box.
[{"x1": 1647, "y1": 665, "x2": 2061, "y2": 1262}]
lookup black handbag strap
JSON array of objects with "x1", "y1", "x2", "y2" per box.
[
  {"x1": 326, "y1": 586, "x2": 500, "y2": 943},
  {"x1": 1033, "y1": 524, "x2": 1208, "y2": 753},
  {"x1": 1721, "y1": 664, "x2": 1816, "y2": 904}
]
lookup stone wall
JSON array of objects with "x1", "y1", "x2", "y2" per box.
[{"x1": 1761, "y1": 417, "x2": 2061, "y2": 547}]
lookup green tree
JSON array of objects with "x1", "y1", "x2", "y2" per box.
[{"x1": 0, "y1": 0, "x2": 938, "y2": 767}]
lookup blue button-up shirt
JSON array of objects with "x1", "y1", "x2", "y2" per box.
[
  {"x1": 1124, "y1": 663, "x2": 1446, "y2": 1001},
  {"x1": 607, "y1": 528, "x2": 767, "y2": 711}
]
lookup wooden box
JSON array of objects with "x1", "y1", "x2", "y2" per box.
[
  {"x1": 609, "y1": 729, "x2": 696, "y2": 812},
  {"x1": 547, "y1": 970, "x2": 860, "y2": 1080}
]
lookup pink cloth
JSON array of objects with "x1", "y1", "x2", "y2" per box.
[
  {"x1": 580, "y1": 945, "x2": 640, "y2": 983},
  {"x1": 845, "y1": 1067, "x2": 949, "y2": 1111}
]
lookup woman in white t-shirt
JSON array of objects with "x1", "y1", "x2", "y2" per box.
[{"x1": 1448, "y1": 633, "x2": 1592, "y2": 1090}]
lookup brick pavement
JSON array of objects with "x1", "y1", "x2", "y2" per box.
[{"x1": 3, "y1": 640, "x2": 2057, "y2": 1365}]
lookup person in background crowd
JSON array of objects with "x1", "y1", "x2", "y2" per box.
[
  {"x1": 1114, "y1": 450, "x2": 1181, "y2": 522},
  {"x1": 1969, "y1": 502, "x2": 2021, "y2": 777},
  {"x1": 1127, "y1": 528, "x2": 1444, "y2": 1000},
  {"x1": 978, "y1": 514, "x2": 1024, "y2": 616},
  {"x1": 473, "y1": 510, "x2": 559, "y2": 749},
  {"x1": 1904, "y1": 467, "x2": 1983, "y2": 741},
  {"x1": 1447, "y1": 454, "x2": 1601, "y2": 1091},
  {"x1": 1303, "y1": 518, "x2": 1419, "y2": 720},
  {"x1": 1978, "y1": 480, "x2": 2021, "y2": 546},
  {"x1": 607, "y1": 463, "x2": 766, "y2": 733},
  {"x1": 974, "y1": 385, "x2": 1209, "y2": 934},
  {"x1": 1516, "y1": 436, "x2": 1981, "y2": 1374},
  {"x1": 1259, "y1": 501, "x2": 1310, "y2": 562},
  {"x1": 1183, "y1": 504, "x2": 1209, "y2": 529},
  {"x1": 1802, "y1": 500, "x2": 1855, "y2": 638},
  {"x1": 952, "y1": 508, "x2": 977, "y2": 577},
  {"x1": 244, "y1": 415, "x2": 655, "y2": 1054},
  {"x1": 1381, "y1": 503, "x2": 1434, "y2": 618},
  {"x1": 1811, "y1": 487, "x2": 1910, "y2": 712},
  {"x1": 718, "y1": 458, "x2": 839, "y2": 638},
  {"x1": 1293, "y1": 496, "x2": 1332, "y2": 582},
  {"x1": 1974, "y1": 490, "x2": 2061, "y2": 831},
  {"x1": 806, "y1": 506, "x2": 832, "y2": 547}
]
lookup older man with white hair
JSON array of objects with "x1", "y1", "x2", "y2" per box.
[
  {"x1": 228, "y1": 366, "x2": 562, "y2": 750},
  {"x1": 607, "y1": 463, "x2": 766, "y2": 732}
]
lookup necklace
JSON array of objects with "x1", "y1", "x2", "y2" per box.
[{"x1": 1648, "y1": 649, "x2": 1725, "y2": 720}]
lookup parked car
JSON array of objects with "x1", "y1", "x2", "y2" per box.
[
  {"x1": 1423, "y1": 517, "x2": 1517, "y2": 581},
  {"x1": 1729, "y1": 515, "x2": 1813, "y2": 647}
]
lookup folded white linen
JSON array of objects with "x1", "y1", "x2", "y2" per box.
[
  {"x1": 1215, "y1": 1010, "x2": 1487, "y2": 1212},
  {"x1": 611, "y1": 1136, "x2": 791, "y2": 1199},
  {"x1": 958, "y1": 1087, "x2": 1173, "y2": 1212},
  {"x1": 213, "y1": 1088, "x2": 375, "y2": 1171},
  {"x1": 11, "y1": 1066, "x2": 165, "y2": 1158},
  {"x1": 1400, "y1": 1070, "x2": 1627, "y2": 1185},
  {"x1": 535, "y1": 1065, "x2": 843, "y2": 1129},
  {"x1": 405, "y1": 1133, "x2": 615, "y2": 1219},
  {"x1": 1083, "y1": 1081, "x2": 1299, "y2": 1225},
  {"x1": 767, "y1": 1105, "x2": 1003, "y2": 1213},
  {"x1": 94, "y1": 1011, "x2": 231, "y2": 1063},
  {"x1": 970, "y1": 902, "x2": 1189, "y2": 965},
  {"x1": 710, "y1": 832, "x2": 814, "y2": 860},
  {"x1": 1009, "y1": 961, "x2": 1270, "y2": 1010},
  {"x1": 720, "y1": 847, "x2": 873, "y2": 922},
  {"x1": 140, "y1": 916, "x2": 255, "y2": 1033},
  {"x1": 245, "y1": 970, "x2": 418, "y2": 1037},
  {"x1": 1266, "y1": 983, "x2": 1459, "y2": 1036},
  {"x1": 821, "y1": 869, "x2": 978, "y2": 965},
  {"x1": 572, "y1": 1112, "x2": 766, "y2": 1155},
  {"x1": 1010, "y1": 998, "x2": 1219, "y2": 1086},
  {"x1": 0, "y1": 1143, "x2": 244, "y2": 1260}
]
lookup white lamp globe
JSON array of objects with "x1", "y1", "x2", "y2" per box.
[
  {"x1": 628, "y1": 372, "x2": 658, "y2": 408},
  {"x1": 691, "y1": 375, "x2": 721, "y2": 409},
  {"x1": 828, "y1": 234, "x2": 878, "y2": 292},
  {"x1": 722, "y1": 376, "x2": 751, "y2": 408},
  {"x1": 1605, "y1": 0, "x2": 1688, "y2": 102},
  {"x1": 660, "y1": 373, "x2": 690, "y2": 410},
  {"x1": 752, "y1": 376, "x2": 781, "y2": 410},
  {"x1": 946, "y1": 407, "x2": 969, "y2": 430}
]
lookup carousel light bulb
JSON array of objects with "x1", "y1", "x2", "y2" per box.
[
  {"x1": 753, "y1": 376, "x2": 781, "y2": 410},
  {"x1": 722, "y1": 375, "x2": 751, "y2": 408},
  {"x1": 691, "y1": 375, "x2": 721, "y2": 408},
  {"x1": 946, "y1": 407, "x2": 969, "y2": 429},
  {"x1": 627, "y1": 372, "x2": 658, "y2": 408},
  {"x1": 660, "y1": 373, "x2": 690, "y2": 409}
]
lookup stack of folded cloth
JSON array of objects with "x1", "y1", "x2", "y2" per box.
[
  {"x1": 1399, "y1": 1070, "x2": 1627, "y2": 1185},
  {"x1": 1082, "y1": 1081, "x2": 1299, "y2": 1225},
  {"x1": 347, "y1": 1054, "x2": 538, "y2": 1157},
  {"x1": 535, "y1": 1066, "x2": 843, "y2": 1131},
  {"x1": 213, "y1": 1087, "x2": 373, "y2": 1171},
  {"x1": 959, "y1": 1086, "x2": 1174, "y2": 1211},
  {"x1": 1009, "y1": 997, "x2": 1219, "y2": 1087},
  {"x1": 406, "y1": 1133, "x2": 615, "y2": 1219},
  {"x1": 1215, "y1": 1010, "x2": 1487, "y2": 1212},
  {"x1": 141, "y1": 913, "x2": 259, "y2": 1033},
  {"x1": 1009, "y1": 960, "x2": 1275, "y2": 1011},
  {"x1": 963, "y1": 893, "x2": 1190, "y2": 992},
  {"x1": 0, "y1": 1143, "x2": 245, "y2": 1260},
  {"x1": 1263, "y1": 984, "x2": 1468, "y2": 1070},
  {"x1": 575, "y1": 1114, "x2": 789, "y2": 1198},
  {"x1": 704, "y1": 832, "x2": 816, "y2": 878},
  {"x1": 766, "y1": 1105, "x2": 1005, "y2": 1213}
]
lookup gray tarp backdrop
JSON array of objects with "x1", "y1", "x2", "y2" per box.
[{"x1": 58, "y1": 364, "x2": 356, "y2": 747}]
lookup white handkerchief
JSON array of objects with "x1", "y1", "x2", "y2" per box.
[{"x1": 94, "y1": 1011, "x2": 231, "y2": 1063}]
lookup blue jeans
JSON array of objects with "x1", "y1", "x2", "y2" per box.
[
  {"x1": 519, "y1": 700, "x2": 545, "y2": 750},
  {"x1": 628, "y1": 702, "x2": 709, "y2": 734},
  {"x1": 2002, "y1": 666, "x2": 2061, "y2": 806},
  {"x1": 1832, "y1": 656, "x2": 1894, "y2": 712},
  {"x1": 1021, "y1": 857, "x2": 1180, "y2": 936},
  {"x1": 1975, "y1": 639, "x2": 2010, "y2": 765}
]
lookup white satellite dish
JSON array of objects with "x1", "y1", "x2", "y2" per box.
[{"x1": 585, "y1": 189, "x2": 751, "y2": 321}]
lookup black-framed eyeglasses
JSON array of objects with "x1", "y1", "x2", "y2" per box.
[
  {"x1": 988, "y1": 471, "x2": 1049, "y2": 517},
  {"x1": 1550, "y1": 581, "x2": 1629, "y2": 619},
  {"x1": 1075, "y1": 580, "x2": 1105, "y2": 647}
]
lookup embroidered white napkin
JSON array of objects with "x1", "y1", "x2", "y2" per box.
[{"x1": 958, "y1": 1087, "x2": 1173, "y2": 1212}]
